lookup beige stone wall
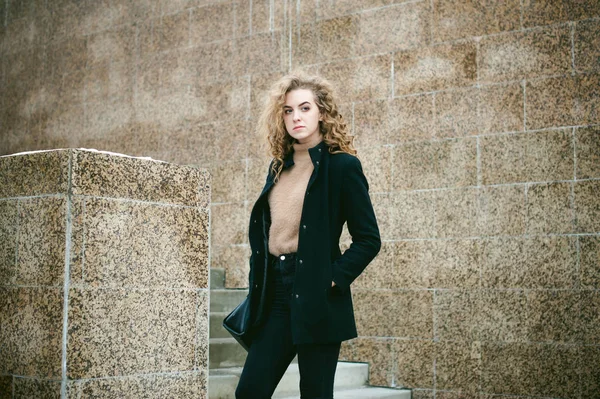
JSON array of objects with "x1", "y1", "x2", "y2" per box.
[
  {"x1": 0, "y1": 149, "x2": 210, "y2": 398},
  {"x1": 1, "y1": 0, "x2": 599, "y2": 397}
]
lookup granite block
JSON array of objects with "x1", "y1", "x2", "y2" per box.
[
  {"x1": 0, "y1": 375, "x2": 10, "y2": 398},
  {"x1": 481, "y1": 342, "x2": 580, "y2": 397},
  {"x1": 211, "y1": 202, "x2": 247, "y2": 247},
  {"x1": 189, "y1": 76, "x2": 251, "y2": 124},
  {"x1": 478, "y1": 185, "x2": 527, "y2": 236},
  {"x1": 527, "y1": 290, "x2": 581, "y2": 343},
  {"x1": 86, "y1": 24, "x2": 136, "y2": 68},
  {"x1": 246, "y1": 157, "x2": 270, "y2": 202},
  {"x1": 355, "y1": 146, "x2": 391, "y2": 193},
  {"x1": 353, "y1": 99, "x2": 388, "y2": 148},
  {"x1": 434, "y1": 340, "x2": 481, "y2": 393},
  {"x1": 434, "y1": 188, "x2": 480, "y2": 238},
  {"x1": 85, "y1": 60, "x2": 135, "y2": 103},
  {"x1": 159, "y1": 0, "x2": 201, "y2": 15},
  {"x1": 581, "y1": 345, "x2": 600, "y2": 398},
  {"x1": 478, "y1": 25, "x2": 572, "y2": 83},
  {"x1": 434, "y1": 289, "x2": 479, "y2": 341},
  {"x1": 481, "y1": 236, "x2": 577, "y2": 289},
  {"x1": 526, "y1": 182, "x2": 574, "y2": 234},
  {"x1": 436, "y1": 138, "x2": 478, "y2": 188},
  {"x1": 46, "y1": 36, "x2": 88, "y2": 77},
  {"x1": 478, "y1": 289, "x2": 529, "y2": 342},
  {"x1": 580, "y1": 235, "x2": 600, "y2": 289},
  {"x1": 74, "y1": 198, "x2": 208, "y2": 289},
  {"x1": 347, "y1": 337, "x2": 394, "y2": 387},
  {"x1": 0, "y1": 150, "x2": 70, "y2": 198},
  {"x1": 3, "y1": 12, "x2": 47, "y2": 52},
  {"x1": 580, "y1": 290, "x2": 600, "y2": 344},
  {"x1": 317, "y1": 0, "x2": 390, "y2": 20},
  {"x1": 67, "y1": 288, "x2": 199, "y2": 379},
  {"x1": 0, "y1": 200, "x2": 18, "y2": 286},
  {"x1": 195, "y1": 290, "x2": 209, "y2": 371},
  {"x1": 412, "y1": 390, "x2": 434, "y2": 399},
  {"x1": 576, "y1": 126, "x2": 600, "y2": 179},
  {"x1": 353, "y1": 241, "x2": 395, "y2": 289},
  {"x1": 432, "y1": 0, "x2": 520, "y2": 42},
  {"x1": 575, "y1": 19, "x2": 600, "y2": 72},
  {"x1": 526, "y1": 73, "x2": 600, "y2": 130},
  {"x1": 13, "y1": 377, "x2": 62, "y2": 399},
  {"x1": 319, "y1": 54, "x2": 391, "y2": 103},
  {"x1": 208, "y1": 160, "x2": 247, "y2": 203},
  {"x1": 394, "y1": 41, "x2": 477, "y2": 95},
  {"x1": 522, "y1": 0, "x2": 600, "y2": 28},
  {"x1": 235, "y1": 31, "x2": 285, "y2": 76},
  {"x1": 387, "y1": 93, "x2": 435, "y2": 143},
  {"x1": 393, "y1": 339, "x2": 434, "y2": 389},
  {"x1": 392, "y1": 142, "x2": 439, "y2": 190},
  {"x1": 318, "y1": 15, "x2": 360, "y2": 61},
  {"x1": 211, "y1": 244, "x2": 249, "y2": 289},
  {"x1": 16, "y1": 197, "x2": 66, "y2": 286},
  {"x1": 433, "y1": 239, "x2": 481, "y2": 289},
  {"x1": 480, "y1": 129, "x2": 574, "y2": 185},
  {"x1": 371, "y1": 193, "x2": 396, "y2": 240},
  {"x1": 0, "y1": 287, "x2": 63, "y2": 378},
  {"x1": 392, "y1": 240, "x2": 435, "y2": 289},
  {"x1": 82, "y1": 98, "x2": 134, "y2": 144},
  {"x1": 77, "y1": 371, "x2": 207, "y2": 399},
  {"x1": 353, "y1": 289, "x2": 433, "y2": 338},
  {"x1": 292, "y1": 23, "x2": 320, "y2": 68},
  {"x1": 355, "y1": 2, "x2": 430, "y2": 56},
  {"x1": 393, "y1": 191, "x2": 436, "y2": 239},
  {"x1": 71, "y1": 149, "x2": 209, "y2": 207},
  {"x1": 190, "y1": 2, "x2": 235, "y2": 45},
  {"x1": 434, "y1": 87, "x2": 479, "y2": 138},
  {"x1": 478, "y1": 82, "x2": 524, "y2": 134}
]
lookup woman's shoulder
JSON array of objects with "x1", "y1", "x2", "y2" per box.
[{"x1": 329, "y1": 150, "x2": 361, "y2": 168}]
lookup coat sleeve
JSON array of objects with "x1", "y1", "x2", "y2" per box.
[{"x1": 331, "y1": 156, "x2": 381, "y2": 293}]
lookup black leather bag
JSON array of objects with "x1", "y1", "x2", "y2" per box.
[
  {"x1": 222, "y1": 295, "x2": 253, "y2": 351},
  {"x1": 223, "y1": 256, "x2": 270, "y2": 352}
]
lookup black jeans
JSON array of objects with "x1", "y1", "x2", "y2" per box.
[{"x1": 235, "y1": 252, "x2": 341, "y2": 399}]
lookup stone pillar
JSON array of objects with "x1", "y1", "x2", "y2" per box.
[{"x1": 0, "y1": 149, "x2": 210, "y2": 398}]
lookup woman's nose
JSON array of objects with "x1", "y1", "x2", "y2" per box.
[{"x1": 293, "y1": 111, "x2": 301, "y2": 121}]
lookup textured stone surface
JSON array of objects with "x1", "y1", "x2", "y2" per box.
[
  {"x1": 526, "y1": 182, "x2": 574, "y2": 234},
  {"x1": 344, "y1": 337, "x2": 394, "y2": 387},
  {"x1": 71, "y1": 150, "x2": 210, "y2": 208},
  {"x1": 574, "y1": 180, "x2": 600, "y2": 233},
  {"x1": 435, "y1": 188, "x2": 480, "y2": 238},
  {"x1": 478, "y1": 25, "x2": 572, "y2": 83},
  {"x1": 432, "y1": 0, "x2": 520, "y2": 42},
  {"x1": 0, "y1": 287, "x2": 63, "y2": 378},
  {"x1": 435, "y1": 341, "x2": 481, "y2": 393},
  {"x1": 0, "y1": 200, "x2": 18, "y2": 286},
  {"x1": 576, "y1": 126, "x2": 600, "y2": 179},
  {"x1": 76, "y1": 372, "x2": 207, "y2": 399},
  {"x1": 12, "y1": 377, "x2": 65, "y2": 399},
  {"x1": 580, "y1": 235, "x2": 600, "y2": 289},
  {"x1": 478, "y1": 185, "x2": 527, "y2": 236},
  {"x1": 0, "y1": 150, "x2": 69, "y2": 198},
  {"x1": 393, "y1": 339, "x2": 434, "y2": 389},
  {"x1": 521, "y1": 0, "x2": 600, "y2": 27},
  {"x1": 575, "y1": 19, "x2": 600, "y2": 72},
  {"x1": 481, "y1": 342, "x2": 580, "y2": 397},
  {"x1": 526, "y1": 73, "x2": 600, "y2": 130},
  {"x1": 211, "y1": 202, "x2": 247, "y2": 247},
  {"x1": 434, "y1": 289, "x2": 479, "y2": 341},
  {"x1": 211, "y1": 244, "x2": 249, "y2": 289},
  {"x1": 394, "y1": 41, "x2": 477, "y2": 95},
  {"x1": 67, "y1": 288, "x2": 202, "y2": 379},
  {"x1": 387, "y1": 94, "x2": 435, "y2": 143},
  {"x1": 70, "y1": 197, "x2": 208, "y2": 289},
  {"x1": 391, "y1": 191, "x2": 436, "y2": 239},
  {"x1": 480, "y1": 129, "x2": 574, "y2": 184}
]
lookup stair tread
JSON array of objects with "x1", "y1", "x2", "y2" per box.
[
  {"x1": 277, "y1": 386, "x2": 412, "y2": 399},
  {"x1": 210, "y1": 361, "x2": 367, "y2": 377}
]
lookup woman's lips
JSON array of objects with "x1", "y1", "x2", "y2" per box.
[{"x1": 294, "y1": 126, "x2": 305, "y2": 130}]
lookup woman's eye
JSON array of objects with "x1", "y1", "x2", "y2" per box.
[{"x1": 302, "y1": 106, "x2": 310, "y2": 111}]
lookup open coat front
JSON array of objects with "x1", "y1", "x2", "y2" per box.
[{"x1": 247, "y1": 139, "x2": 381, "y2": 345}]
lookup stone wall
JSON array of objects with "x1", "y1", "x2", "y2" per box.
[
  {"x1": 1, "y1": 1, "x2": 599, "y2": 397},
  {"x1": 0, "y1": 149, "x2": 210, "y2": 398}
]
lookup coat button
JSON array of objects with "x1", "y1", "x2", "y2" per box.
[
  {"x1": 302, "y1": 225, "x2": 306, "y2": 230},
  {"x1": 295, "y1": 294, "x2": 299, "y2": 299},
  {"x1": 254, "y1": 219, "x2": 257, "y2": 223},
  {"x1": 316, "y1": 161, "x2": 319, "y2": 165},
  {"x1": 318, "y1": 148, "x2": 322, "y2": 152},
  {"x1": 255, "y1": 284, "x2": 258, "y2": 288},
  {"x1": 256, "y1": 250, "x2": 259, "y2": 254},
  {"x1": 299, "y1": 259, "x2": 303, "y2": 264}
]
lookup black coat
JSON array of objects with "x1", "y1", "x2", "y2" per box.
[{"x1": 247, "y1": 139, "x2": 381, "y2": 344}]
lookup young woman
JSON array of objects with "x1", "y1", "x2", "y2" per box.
[{"x1": 236, "y1": 72, "x2": 381, "y2": 399}]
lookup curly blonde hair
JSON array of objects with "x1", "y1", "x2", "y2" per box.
[{"x1": 256, "y1": 71, "x2": 357, "y2": 183}]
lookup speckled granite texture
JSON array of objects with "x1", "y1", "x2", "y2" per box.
[
  {"x1": 0, "y1": 149, "x2": 209, "y2": 398},
  {"x1": 1, "y1": 0, "x2": 599, "y2": 397}
]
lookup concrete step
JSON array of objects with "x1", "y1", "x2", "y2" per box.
[
  {"x1": 210, "y1": 268, "x2": 225, "y2": 289},
  {"x1": 277, "y1": 386, "x2": 412, "y2": 399},
  {"x1": 209, "y1": 289, "x2": 248, "y2": 313},
  {"x1": 209, "y1": 338, "x2": 248, "y2": 369},
  {"x1": 208, "y1": 362, "x2": 401, "y2": 399},
  {"x1": 210, "y1": 312, "x2": 230, "y2": 339}
]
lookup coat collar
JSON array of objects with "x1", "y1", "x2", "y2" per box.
[{"x1": 283, "y1": 139, "x2": 328, "y2": 169}]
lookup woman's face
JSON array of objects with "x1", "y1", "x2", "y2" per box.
[{"x1": 283, "y1": 89, "x2": 322, "y2": 144}]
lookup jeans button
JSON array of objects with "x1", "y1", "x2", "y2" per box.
[{"x1": 280, "y1": 255, "x2": 285, "y2": 260}]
